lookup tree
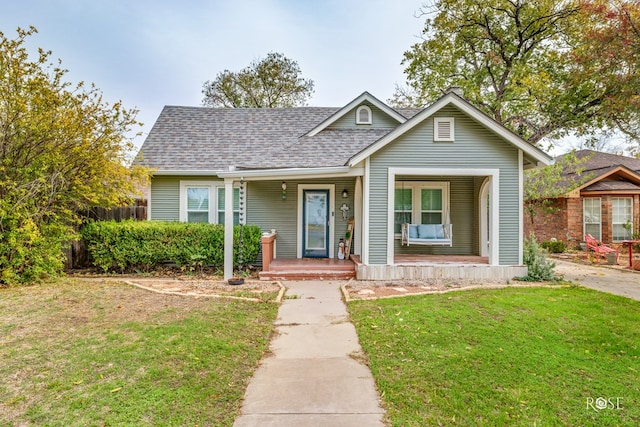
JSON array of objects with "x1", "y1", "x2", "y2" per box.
[
  {"x1": 392, "y1": 0, "x2": 640, "y2": 146},
  {"x1": 202, "y1": 52, "x2": 315, "y2": 108},
  {"x1": 524, "y1": 151, "x2": 592, "y2": 227},
  {"x1": 0, "y1": 27, "x2": 149, "y2": 284}
]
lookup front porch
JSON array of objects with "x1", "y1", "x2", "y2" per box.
[
  {"x1": 258, "y1": 254, "x2": 525, "y2": 281},
  {"x1": 258, "y1": 258, "x2": 356, "y2": 281}
]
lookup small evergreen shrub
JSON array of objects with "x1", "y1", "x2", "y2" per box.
[
  {"x1": 540, "y1": 239, "x2": 566, "y2": 254},
  {"x1": 81, "y1": 220, "x2": 261, "y2": 273},
  {"x1": 516, "y1": 234, "x2": 559, "y2": 281}
]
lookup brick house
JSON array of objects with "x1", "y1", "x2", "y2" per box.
[{"x1": 525, "y1": 150, "x2": 640, "y2": 246}]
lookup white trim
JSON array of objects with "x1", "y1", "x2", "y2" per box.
[
  {"x1": 154, "y1": 170, "x2": 222, "y2": 176},
  {"x1": 179, "y1": 180, "x2": 239, "y2": 224},
  {"x1": 362, "y1": 158, "x2": 370, "y2": 264},
  {"x1": 223, "y1": 179, "x2": 234, "y2": 280},
  {"x1": 479, "y1": 177, "x2": 491, "y2": 258},
  {"x1": 179, "y1": 180, "x2": 215, "y2": 223},
  {"x1": 348, "y1": 93, "x2": 552, "y2": 167},
  {"x1": 147, "y1": 185, "x2": 153, "y2": 220},
  {"x1": 583, "y1": 197, "x2": 602, "y2": 241},
  {"x1": 306, "y1": 92, "x2": 406, "y2": 137},
  {"x1": 297, "y1": 184, "x2": 335, "y2": 259},
  {"x1": 518, "y1": 149, "x2": 524, "y2": 264},
  {"x1": 217, "y1": 166, "x2": 363, "y2": 180},
  {"x1": 386, "y1": 167, "x2": 500, "y2": 266},
  {"x1": 356, "y1": 105, "x2": 372, "y2": 124},
  {"x1": 354, "y1": 176, "x2": 363, "y2": 256},
  {"x1": 434, "y1": 117, "x2": 454, "y2": 141},
  {"x1": 392, "y1": 181, "x2": 451, "y2": 235}
]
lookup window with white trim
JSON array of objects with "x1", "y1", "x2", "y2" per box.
[
  {"x1": 186, "y1": 187, "x2": 211, "y2": 223},
  {"x1": 583, "y1": 197, "x2": 601, "y2": 241},
  {"x1": 217, "y1": 187, "x2": 240, "y2": 225},
  {"x1": 612, "y1": 197, "x2": 632, "y2": 241},
  {"x1": 394, "y1": 182, "x2": 450, "y2": 233},
  {"x1": 180, "y1": 181, "x2": 240, "y2": 224},
  {"x1": 356, "y1": 105, "x2": 372, "y2": 124},
  {"x1": 434, "y1": 117, "x2": 454, "y2": 141}
]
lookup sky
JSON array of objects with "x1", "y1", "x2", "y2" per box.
[{"x1": 1, "y1": 0, "x2": 427, "y2": 153}]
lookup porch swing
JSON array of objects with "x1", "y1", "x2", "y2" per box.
[{"x1": 399, "y1": 181, "x2": 453, "y2": 247}]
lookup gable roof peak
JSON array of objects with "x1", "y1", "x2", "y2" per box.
[{"x1": 305, "y1": 91, "x2": 407, "y2": 137}]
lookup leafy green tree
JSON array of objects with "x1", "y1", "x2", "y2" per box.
[
  {"x1": 524, "y1": 151, "x2": 592, "y2": 226},
  {"x1": 393, "y1": 0, "x2": 640, "y2": 146},
  {"x1": 0, "y1": 27, "x2": 149, "y2": 284},
  {"x1": 202, "y1": 52, "x2": 315, "y2": 108}
]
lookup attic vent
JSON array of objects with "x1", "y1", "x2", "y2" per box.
[
  {"x1": 356, "y1": 105, "x2": 372, "y2": 124},
  {"x1": 434, "y1": 117, "x2": 454, "y2": 141}
]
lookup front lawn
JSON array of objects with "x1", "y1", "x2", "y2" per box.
[
  {"x1": 0, "y1": 279, "x2": 278, "y2": 426},
  {"x1": 349, "y1": 286, "x2": 640, "y2": 426}
]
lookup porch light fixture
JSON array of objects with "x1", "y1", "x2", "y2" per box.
[
  {"x1": 342, "y1": 189, "x2": 348, "y2": 198},
  {"x1": 281, "y1": 181, "x2": 287, "y2": 200}
]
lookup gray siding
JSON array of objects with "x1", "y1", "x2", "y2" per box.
[
  {"x1": 246, "y1": 178, "x2": 356, "y2": 259},
  {"x1": 369, "y1": 105, "x2": 520, "y2": 265},
  {"x1": 150, "y1": 176, "x2": 223, "y2": 221},
  {"x1": 328, "y1": 101, "x2": 401, "y2": 130},
  {"x1": 151, "y1": 175, "x2": 356, "y2": 259}
]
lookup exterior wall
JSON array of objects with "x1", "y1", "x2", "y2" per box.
[
  {"x1": 150, "y1": 175, "x2": 225, "y2": 221},
  {"x1": 525, "y1": 194, "x2": 640, "y2": 246},
  {"x1": 328, "y1": 101, "x2": 400, "y2": 129},
  {"x1": 368, "y1": 105, "x2": 521, "y2": 265},
  {"x1": 247, "y1": 178, "x2": 356, "y2": 259},
  {"x1": 151, "y1": 175, "x2": 357, "y2": 259},
  {"x1": 523, "y1": 198, "x2": 572, "y2": 244}
]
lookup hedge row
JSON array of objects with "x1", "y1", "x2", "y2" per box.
[{"x1": 81, "y1": 220, "x2": 261, "y2": 273}]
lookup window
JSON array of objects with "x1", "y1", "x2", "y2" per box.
[
  {"x1": 394, "y1": 188, "x2": 412, "y2": 233},
  {"x1": 356, "y1": 105, "x2": 372, "y2": 124},
  {"x1": 186, "y1": 187, "x2": 210, "y2": 223},
  {"x1": 421, "y1": 188, "x2": 443, "y2": 224},
  {"x1": 434, "y1": 117, "x2": 454, "y2": 141},
  {"x1": 394, "y1": 182, "x2": 449, "y2": 233},
  {"x1": 612, "y1": 197, "x2": 633, "y2": 241},
  {"x1": 217, "y1": 187, "x2": 240, "y2": 225},
  {"x1": 583, "y1": 198, "x2": 601, "y2": 241},
  {"x1": 180, "y1": 181, "x2": 240, "y2": 224}
]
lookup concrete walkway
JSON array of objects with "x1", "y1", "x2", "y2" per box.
[
  {"x1": 233, "y1": 280, "x2": 385, "y2": 427},
  {"x1": 554, "y1": 259, "x2": 640, "y2": 301}
]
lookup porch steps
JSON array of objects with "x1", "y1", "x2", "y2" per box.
[{"x1": 259, "y1": 258, "x2": 356, "y2": 281}]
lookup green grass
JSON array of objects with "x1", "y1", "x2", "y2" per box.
[
  {"x1": 349, "y1": 286, "x2": 640, "y2": 426},
  {"x1": 0, "y1": 278, "x2": 278, "y2": 426}
]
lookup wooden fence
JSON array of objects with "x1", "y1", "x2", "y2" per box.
[{"x1": 64, "y1": 200, "x2": 147, "y2": 269}]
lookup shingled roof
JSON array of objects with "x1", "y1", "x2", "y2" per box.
[
  {"x1": 561, "y1": 149, "x2": 640, "y2": 176},
  {"x1": 135, "y1": 106, "x2": 419, "y2": 171}
]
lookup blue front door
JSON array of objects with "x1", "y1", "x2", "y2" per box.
[{"x1": 303, "y1": 190, "x2": 330, "y2": 258}]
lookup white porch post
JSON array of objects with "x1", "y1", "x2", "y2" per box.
[
  {"x1": 354, "y1": 176, "x2": 363, "y2": 256},
  {"x1": 223, "y1": 178, "x2": 234, "y2": 280}
]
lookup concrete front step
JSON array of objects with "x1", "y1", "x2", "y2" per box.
[{"x1": 259, "y1": 270, "x2": 356, "y2": 281}]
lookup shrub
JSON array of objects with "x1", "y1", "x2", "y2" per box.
[
  {"x1": 516, "y1": 234, "x2": 559, "y2": 282},
  {"x1": 0, "y1": 218, "x2": 73, "y2": 285},
  {"x1": 81, "y1": 221, "x2": 261, "y2": 273},
  {"x1": 540, "y1": 239, "x2": 566, "y2": 254}
]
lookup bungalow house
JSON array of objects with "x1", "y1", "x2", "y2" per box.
[
  {"x1": 525, "y1": 149, "x2": 640, "y2": 245},
  {"x1": 135, "y1": 89, "x2": 551, "y2": 280}
]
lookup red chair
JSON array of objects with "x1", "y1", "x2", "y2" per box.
[{"x1": 585, "y1": 234, "x2": 619, "y2": 264}]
